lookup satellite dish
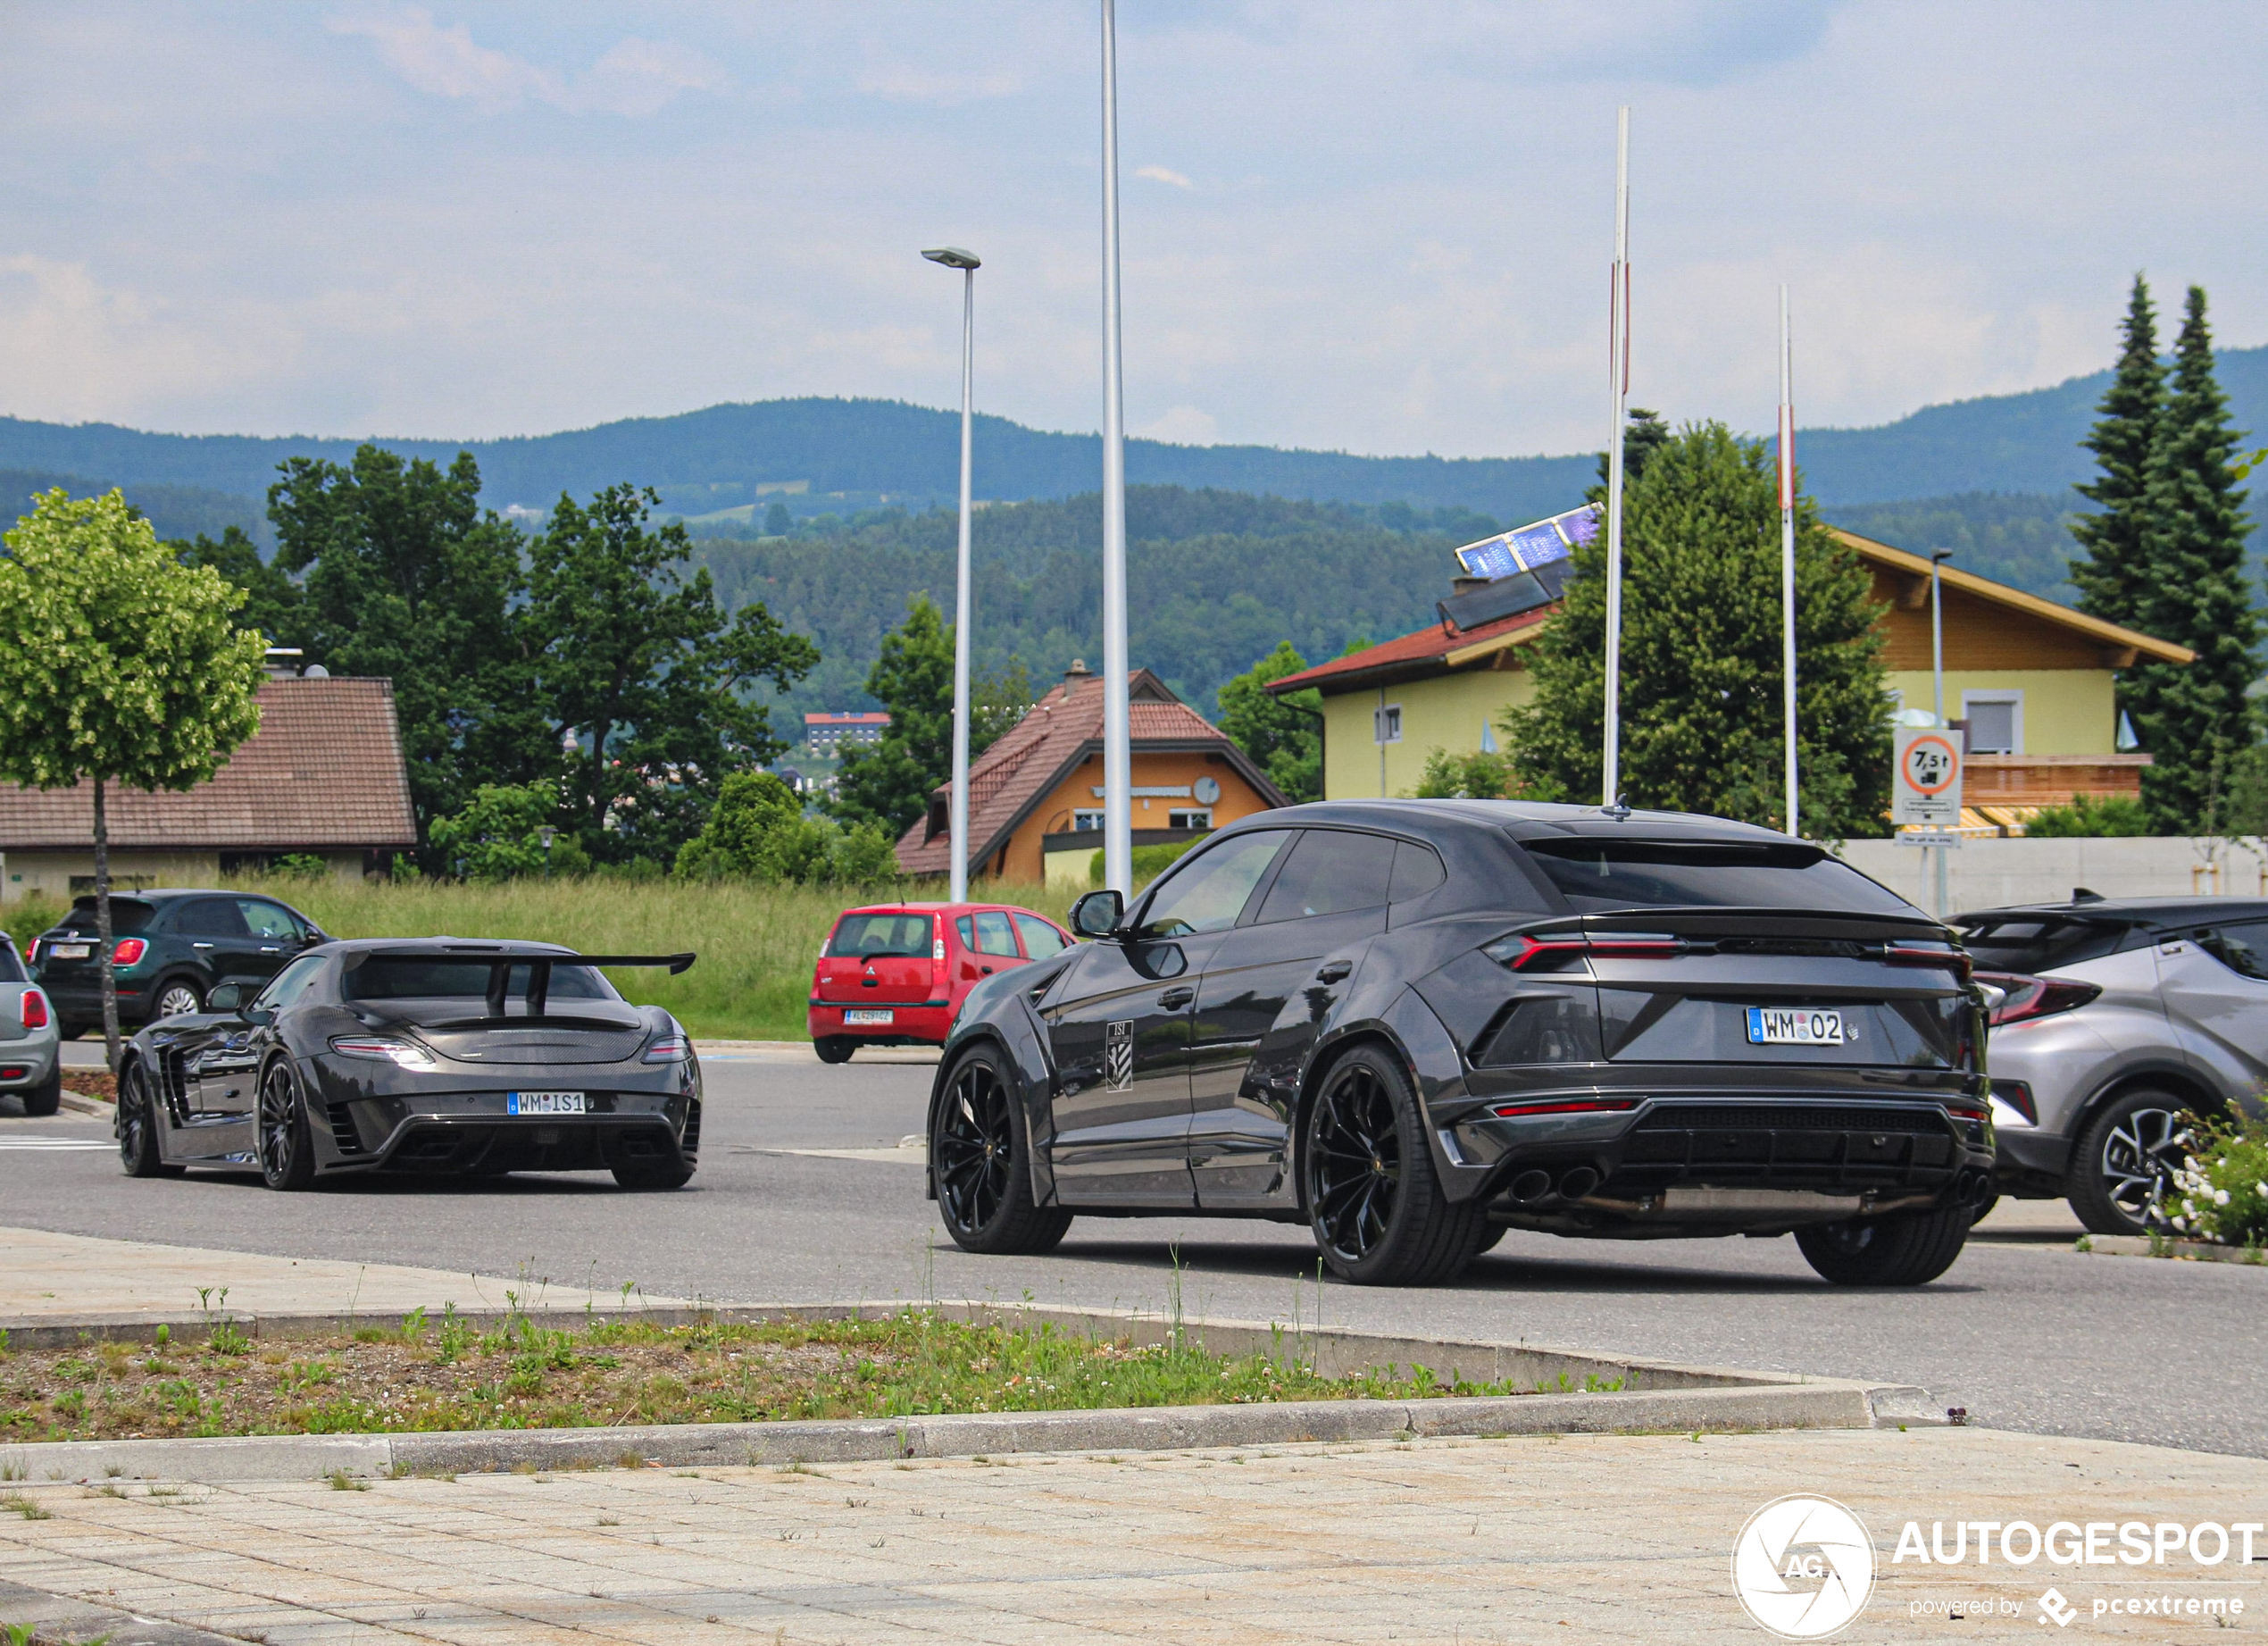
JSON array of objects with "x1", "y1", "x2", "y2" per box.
[
  {"x1": 303, "y1": 664, "x2": 330, "y2": 679},
  {"x1": 1194, "y1": 776, "x2": 1221, "y2": 805}
]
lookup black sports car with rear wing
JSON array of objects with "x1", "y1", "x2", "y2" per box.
[
  {"x1": 926, "y1": 800, "x2": 1995, "y2": 1288},
  {"x1": 112, "y1": 939, "x2": 701, "y2": 1191}
]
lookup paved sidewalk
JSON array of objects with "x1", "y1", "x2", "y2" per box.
[
  {"x1": 3, "y1": 1428, "x2": 2262, "y2": 1643},
  {"x1": 0, "y1": 1226, "x2": 682, "y2": 1327}
]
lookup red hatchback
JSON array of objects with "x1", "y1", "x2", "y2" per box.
[{"x1": 809, "y1": 902, "x2": 1075, "y2": 1063}]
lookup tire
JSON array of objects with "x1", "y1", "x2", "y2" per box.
[
  {"x1": 1301, "y1": 1043, "x2": 1481, "y2": 1286},
  {"x1": 613, "y1": 1163, "x2": 696, "y2": 1190},
  {"x1": 2066, "y1": 1088, "x2": 2194, "y2": 1236},
  {"x1": 813, "y1": 1036, "x2": 856, "y2": 1065},
  {"x1": 1796, "y1": 1204, "x2": 1972, "y2": 1286},
  {"x1": 152, "y1": 978, "x2": 204, "y2": 1021},
  {"x1": 1466, "y1": 1220, "x2": 1507, "y2": 1258},
  {"x1": 117, "y1": 1060, "x2": 170, "y2": 1176},
  {"x1": 255, "y1": 1057, "x2": 318, "y2": 1191},
  {"x1": 20, "y1": 1065, "x2": 61, "y2": 1118},
  {"x1": 931, "y1": 1044, "x2": 1071, "y2": 1255},
  {"x1": 57, "y1": 1020, "x2": 90, "y2": 1041}
]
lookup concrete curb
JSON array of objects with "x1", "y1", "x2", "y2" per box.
[
  {"x1": 56, "y1": 1090, "x2": 109, "y2": 1117},
  {"x1": 0, "y1": 1298, "x2": 1945, "y2": 1483},
  {"x1": 2080, "y1": 1233, "x2": 2268, "y2": 1266},
  {"x1": 0, "y1": 1576, "x2": 238, "y2": 1646}
]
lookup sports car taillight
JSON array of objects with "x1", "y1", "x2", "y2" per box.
[
  {"x1": 1977, "y1": 971, "x2": 2101, "y2": 1026},
  {"x1": 643, "y1": 1033, "x2": 691, "y2": 1063},
  {"x1": 111, "y1": 938, "x2": 147, "y2": 966},
  {"x1": 329, "y1": 1036, "x2": 437, "y2": 1069},
  {"x1": 1487, "y1": 1097, "x2": 1640, "y2": 1118},
  {"x1": 21, "y1": 988, "x2": 48, "y2": 1030},
  {"x1": 1483, "y1": 931, "x2": 1684, "y2": 971}
]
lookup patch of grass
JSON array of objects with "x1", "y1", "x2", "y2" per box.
[
  {"x1": 0, "y1": 1308, "x2": 1547, "y2": 1442},
  {"x1": 326, "y1": 1468, "x2": 369, "y2": 1491},
  {"x1": 2, "y1": 1491, "x2": 53, "y2": 1520}
]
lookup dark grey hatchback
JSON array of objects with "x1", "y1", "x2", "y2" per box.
[{"x1": 926, "y1": 800, "x2": 1994, "y2": 1287}]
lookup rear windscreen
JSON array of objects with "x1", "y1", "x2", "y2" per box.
[
  {"x1": 341, "y1": 958, "x2": 616, "y2": 1001},
  {"x1": 1955, "y1": 916, "x2": 2133, "y2": 974},
  {"x1": 830, "y1": 914, "x2": 934, "y2": 958},
  {"x1": 1520, "y1": 839, "x2": 1914, "y2": 915},
  {"x1": 63, "y1": 899, "x2": 155, "y2": 937},
  {"x1": 0, "y1": 942, "x2": 23, "y2": 984}
]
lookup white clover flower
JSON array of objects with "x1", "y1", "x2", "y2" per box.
[
  {"x1": 2256, "y1": 1181, "x2": 2267, "y2": 1197},
  {"x1": 2172, "y1": 1216, "x2": 2189, "y2": 1231},
  {"x1": 2217, "y1": 1189, "x2": 2232, "y2": 1206}
]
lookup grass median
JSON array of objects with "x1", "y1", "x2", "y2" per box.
[{"x1": 0, "y1": 1306, "x2": 1600, "y2": 1446}]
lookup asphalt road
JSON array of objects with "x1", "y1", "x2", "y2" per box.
[{"x1": 6, "y1": 1045, "x2": 2263, "y2": 1458}]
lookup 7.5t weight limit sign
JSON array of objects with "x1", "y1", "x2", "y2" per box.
[{"x1": 1893, "y1": 730, "x2": 1964, "y2": 827}]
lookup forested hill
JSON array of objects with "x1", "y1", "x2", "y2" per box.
[{"x1": 1, "y1": 343, "x2": 2257, "y2": 527}]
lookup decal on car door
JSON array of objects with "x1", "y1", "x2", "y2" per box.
[{"x1": 1105, "y1": 1019, "x2": 1134, "y2": 1091}]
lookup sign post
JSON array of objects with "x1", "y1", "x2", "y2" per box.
[{"x1": 1893, "y1": 729, "x2": 1964, "y2": 917}]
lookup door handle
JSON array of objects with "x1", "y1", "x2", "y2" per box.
[
  {"x1": 980, "y1": 965, "x2": 994, "y2": 975},
  {"x1": 1315, "y1": 960, "x2": 1353, "y2": 983},
  {"x1": 1157, "y1": 986, "x2": 1196, "y2": 1009}
]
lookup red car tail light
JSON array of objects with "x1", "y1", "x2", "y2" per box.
[
  {"x1": 1488, "y1": 1098, "x2": 1640, "y2": 1118},
  {"x1": 1484, "y1": 932, "x2": 1684, "y2": 971},
  {"x1": 111, "y1": 938, "x2": 147, "y2": 966},
  {"x1": 21, "y1": 988, "x2": 48, "y2": 1030},
  {"x1": 1882, "y1": 939, "x2": 1972, "y2": 982},
  {"x1": 1977, "y1": 971, "x2": 2101, "y2": 1027}
]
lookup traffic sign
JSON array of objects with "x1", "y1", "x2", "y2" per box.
[{"x1": 1892, "y1": 729, "x2": 1964, "y2": 827}]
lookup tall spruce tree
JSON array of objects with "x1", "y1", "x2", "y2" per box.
[
  {"x1": 1504, "y1": 422, "x2": 1890, "y2": 838},
  {"x1": 2069, "y1": 275, "x2": 2165, "y2": 628},
  {"x1": 2128, "y1": 286, "x2": 2258, "y2": 831}
]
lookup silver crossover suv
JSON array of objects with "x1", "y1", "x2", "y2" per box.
[{"x1": 1955, "y1": 896, "x2": 2268, "y2": 1234}]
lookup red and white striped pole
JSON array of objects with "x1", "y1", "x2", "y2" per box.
[{"x1": 1779, "y1": 284, "x2": 1799, "y2": 838}]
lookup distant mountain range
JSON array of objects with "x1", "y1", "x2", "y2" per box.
[{"x1": 1, "y1": 344, "x2": 2257, "y2": 585}]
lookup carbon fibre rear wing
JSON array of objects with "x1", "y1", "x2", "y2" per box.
[{"x1": 342, "y1": 946, "x2": 695, "y2": 1020}]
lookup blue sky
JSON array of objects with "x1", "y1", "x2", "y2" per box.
[{"x1": 2, "y1": 3, "x2": 2262, "y2": 458}]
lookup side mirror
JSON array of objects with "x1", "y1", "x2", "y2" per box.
[
  {"x1": 206, "y1": 982, "x2": 243, "y2": 1013},
  {"x1": 1069, "y1": 889, "x2": 1124, "y2": 939}
]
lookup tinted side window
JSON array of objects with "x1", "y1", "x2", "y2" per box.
[
  {"x1": 238, "y1": 899, "x2": 300, "y2": 940},
  {"x1": 971, "y1": 911, "x2": 1018, "y2": 957},
  {"x1": 255, "y1": 954, "x2": 327, "y2": 1009},
  {"x1": 179, "y1": 898, "x2": 250, "y2": 938},
  {"x1": 1134, "y1": 831, "x2": 1293, "y2": 939},
  {"x1": 2199, "y1": 922, "x2": 2268, "y2": 981},
  {"x1": 1013, "y1": 913, "x2": 1069, "y2": 958},
  {"x1": 1257, "y1": 831, "x2": 1397, "y2": 923},
  {"x1": 1389, "y1": 840, "x2": 1447, "y2": 902}
]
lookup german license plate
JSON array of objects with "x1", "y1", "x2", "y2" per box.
[
  {"x1": 507, "y1": 1090, "x2": 587, "y2": 1115},
  {"x1": 1747, "y1": 1007, "x2": 1845, "y2": 1045},
  {"x1": 51, "y1": 942, "x2": 91, "y2": 960},
  {"x1": 843, "y1": 1009, "x2": 895, "y2": 1026}
]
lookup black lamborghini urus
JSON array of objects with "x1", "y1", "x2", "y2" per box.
[
  {"x1": 113, "y1": 940, "x2": 701, "y2": 1191},
  {"x1": 926, "y1": 801, "x2": 1993, "y2": 1287}
]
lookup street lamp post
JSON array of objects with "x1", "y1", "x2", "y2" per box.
[
  {"x1": 1930, "y1": 549, "x2": 1954, "y2": 918},
  {"x1": 1097, "y1": 0, "x2": 1132, "y2": 898},
  {"x1": 923, "y1": 245, "x2": 982, "y2": 904}
]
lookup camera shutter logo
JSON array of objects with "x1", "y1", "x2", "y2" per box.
[
  {"x1": 1105, "y1": 1020, "x2": 1134, "y2": 1090},
  {"x1": 1731, "y1": 1495, "x2": 1876, "y2": 1639}
]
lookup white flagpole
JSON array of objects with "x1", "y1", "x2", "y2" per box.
[
  {"x1": 1601, "y1": 107, "x2": 1630, "y2": 809},
  {"x1": 1780, "y1": 284, "x2": 1799, "y2": 838},
  {"x1": 1098, "y1": 0, "x2": 1132, "y2": 897}
]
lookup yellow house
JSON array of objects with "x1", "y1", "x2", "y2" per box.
[{"x1": 1268, "y1": 529, "x2": 2196, "y2": 829}]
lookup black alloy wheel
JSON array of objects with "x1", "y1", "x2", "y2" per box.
[
  {"x1": 1301, "y1": 1044, "x2": 1479, "y2": 1286},
  {"x1": 1795, "y1": 1204, "x2": 1972, "y2": 1286},
  {"x1": 2068, "y1": 1089, "x2": 2192, "y2": 1236},
  {"x1": 256, "y1": 1057, "x2": 317, "y2": 1191},
  {"x1": 117, "y1": 1060, "x2": 174, "y2": 1176},
  {"x1": 931, "y1": 1046, "x2": 1070, "y2": 1255},
  {"x1": 153, "y1": 979, "x2": 204, "y2": 1021}
]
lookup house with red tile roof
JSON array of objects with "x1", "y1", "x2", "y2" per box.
[
  {"x1": 0, "y1": 676, "x2": 418, "y2": 902},
  {"x1": 1264, "y1": 529, "x2": 2194, "y2": 830},
  {"x1": 895, "y1": 662, "x2": 1288, "y2": 885}
]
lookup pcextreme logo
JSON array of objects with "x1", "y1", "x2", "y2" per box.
[{"x1": 1733, "y1": 1495, "x2": 1878, "y2": 1639}]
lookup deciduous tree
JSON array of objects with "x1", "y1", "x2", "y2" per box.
[
  {"x1": 829, "y1": 596, "x2": 955, "y2": 839},
  {"x1": 1220, "y1": 641, "x2": 1322, "y2": 802}
]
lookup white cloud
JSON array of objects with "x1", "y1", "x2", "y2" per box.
[
  {"x1": 327, "y1": 8, "x2": 721, "y2": 116},
  {"x1": 1136, "y1": 164, "x2": 1193, "y2": 189},
  {"x1": 1138, "y1": 405, "x2": 1219, "y2": 445}
]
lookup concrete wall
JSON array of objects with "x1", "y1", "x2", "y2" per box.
[{"x1": 1838, "y1": 836, "x2": 2268, "y2": 917}]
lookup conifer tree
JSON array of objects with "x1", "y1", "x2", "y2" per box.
[
  {"x1": 2128, "y1": 287, "x2": 2259, "y2": 831},
  {"x1": 1504, "y1": 422, "x2": 1890, "y2": 838},
  {"x1": 2069, "y1": 275, "x2": 2165, "y2": 628}
]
